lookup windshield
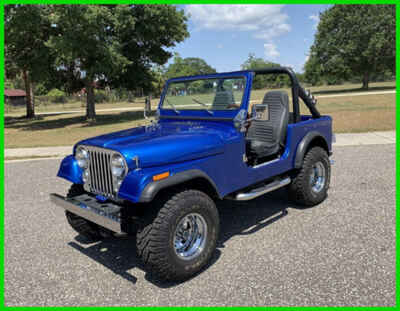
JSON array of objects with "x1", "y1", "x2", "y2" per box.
[{"x1": 162, "y1": 77, "x2": 246, "y2": 112}]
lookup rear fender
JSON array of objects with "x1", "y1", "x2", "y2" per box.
[{"x1": 294, "y1": 131, "x2": 330, "y2": 169}]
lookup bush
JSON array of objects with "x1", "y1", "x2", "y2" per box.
[
  {"x1": 94, "y1": 90, "x2": 110, "y2": 103},
  {"x1": 34, "y1": 83, "x2": 50, "y2": 96},
  {"x1": 47, "y1": 88, "x2": 67, "y2": 103}
]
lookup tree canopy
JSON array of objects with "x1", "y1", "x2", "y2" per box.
[
  {"x1": 5, "y1": 5, "x2": 55, "y2": 118},
  {"x1": 241, "y1": 53, "x2": 290, "y2": 89},
  {"x1": 305, "y1": 4, "x2": 395, "y2": 89},
  {"x1": 165, "y1": 54, "x2": 216, "y2": 79},
  {"x1": 5, "y1": 4, "x2": 189, "y2": 119},
  {"x1": 46, "y1": 5, "x2": 189, "y2": 119}
]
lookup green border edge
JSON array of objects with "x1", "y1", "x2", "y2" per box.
[
  {"x1": 1, "y1": 1, "x2": 397, "y2": 309},
  {"x1": 1, "y1": 3, "x2": 5, "y2": 310},
  {"x1": 1, "y1": 0, "x2": 398, "y2": 5},
  {"x1": 396, "y1": 2, "x2": 399, "y2": 310}
]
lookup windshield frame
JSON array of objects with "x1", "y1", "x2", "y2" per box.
[
  {"x1": 158, "y1": 71, "x2": 252, "y2": 120},
  {"x1": 162, "y1": 76, "x2": 246, "y2": 112}
]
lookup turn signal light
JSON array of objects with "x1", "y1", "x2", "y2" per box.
[{"x1": 153, "y1": 171, "x2": 170, "y2": 181}]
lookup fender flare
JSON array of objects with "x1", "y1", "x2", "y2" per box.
[
  {"x1": 294, "y1": 131, "x2": 329, "y2": 169},
  {"x1": 139, "y1": 169, "x2": 220, "y2": 202}
]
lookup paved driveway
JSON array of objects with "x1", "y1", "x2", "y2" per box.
[{"x1": 4, "y1": 144, "x2": 395, "y2": 306}]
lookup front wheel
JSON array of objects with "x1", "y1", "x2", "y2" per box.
[
  {"x1": 136, "y1": 189, "x2": 219, "y2": 281},
  {"x1": 288, "y1": 146, "x2": 331, "y2": 206}
]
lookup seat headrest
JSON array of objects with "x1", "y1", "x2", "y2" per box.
[
  {"x1": 212, "y1": 89, "x2": 235, "y2": 109},
  {"x1": 262, "y1": 91, "x2": 289, "y2": 109}
]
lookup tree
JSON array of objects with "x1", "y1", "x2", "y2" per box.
[
  {"x1": 303, "y1": 55, "x2": 323, "y2": 86},
  {"x1": 5, "y1": 5, "x2": 54, "y2": 118},
  {"x1": 164, "y1": 55, "x2": 216, "y2": 95},
  {"x1": 295, "y1": 72, "x2": 305, "y2": 83},
  {"x1": 165, "y1": 54, "x2": 216, "y2": 79},
  {"x1": 241, "y1": 53, "x2": 287, "y2": 89},
  {"x1": 151, "y1": 65, "x2": 167, "y2": 97},
  {"x1": 308, "y1": 5, "x2": 395, "y2": 89},
  {"x1": 47, "y1": 5, "x2": 189, "y2": 120}
]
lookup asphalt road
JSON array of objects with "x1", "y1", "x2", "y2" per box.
[{"x1": 4, "y1": 144, "x2": 395, "y2": 306}]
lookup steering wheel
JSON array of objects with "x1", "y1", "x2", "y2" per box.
[{"x1": 227, "y1": 103, "x2": 240, "y2": 109}]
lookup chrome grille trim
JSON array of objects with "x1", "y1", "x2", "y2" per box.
[{"x1": 79, "y1": 145, "x2": 126, "y2": 199}]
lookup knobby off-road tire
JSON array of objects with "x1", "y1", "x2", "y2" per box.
[
  {"x1": 288, "y1": 146, "x2": 331, "y2": 206},
  {"x1": 136, "y1": 190, "x2": 219, "y2": 282},
  {"x1": 65, "y1": 184, "x2": 104, "y2": 241}
]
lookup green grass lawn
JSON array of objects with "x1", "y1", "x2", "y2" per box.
[
  {"x1": 4, "y1": 99, "x2": 160, "y2": 116},
  {"x1": 4, "y1": 81, "x2": 396, "y2": 148},
  {"x1": 315, "y1": 93, "x2": 395, "y2": 133},
  {"x1": 249, "y1": 80, "x2": 395, "y2": 102},
  {"x1": 5, "y1": 81, "x2": 394, "y2": 116}
]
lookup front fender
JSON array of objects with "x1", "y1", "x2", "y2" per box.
[
  {"x1": 118, "y1": 160, "x2": 222, "y2": 203},
  {"x1": 58, "y1": 154, "x2": 222, "y2": 204},
  {"x1": 57, "y1": 155, "x2": 83, "y2": 184},
  {"x1": 139, "y1": 169, "x2": 218, "y2": 202}
]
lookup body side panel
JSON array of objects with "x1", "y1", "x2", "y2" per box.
[
  {"x1": 58, "y1": 116, "x2": 332, "y2": 204},
  {"x1": 118, "y1": 116, "x2": 332, "y2": 203}
]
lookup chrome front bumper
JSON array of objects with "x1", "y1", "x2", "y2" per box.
[{"x1": 50, "y1": 193, "x2": 122, "y2": 233}]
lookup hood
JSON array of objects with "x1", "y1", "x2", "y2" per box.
[{"x1": 77, "y1": 120, "x2": 238, "y2": 169}]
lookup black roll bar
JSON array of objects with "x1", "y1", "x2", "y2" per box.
[{"x1": 253, "y1": 67, "x2": 321, "y2": 122}]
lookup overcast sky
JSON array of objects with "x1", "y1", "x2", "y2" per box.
[{"x1": 168, "y1": 5, "x2": 330, "y2": 73}]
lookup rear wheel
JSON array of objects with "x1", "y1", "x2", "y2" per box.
[
  {"x1": 65, "y1": 184, "x2": 105, "y2": 241},
  {"x1": 136, "y1": 189, "x2": 219, "y2": 281},
  {"x1": 288, "y1": 146, "x2": 330, "y2": 206}
]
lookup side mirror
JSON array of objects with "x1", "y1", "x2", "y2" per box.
[{"x1": 233, "y1": 109, "x2": 248, "y2": 132}]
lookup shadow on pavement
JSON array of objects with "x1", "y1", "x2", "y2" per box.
[
  {"x1": 69, "y1": 237, "x2": 140, "y2": 284},
  {"x1": 68, "y1": 188, "x2": 306, "y2": 288},
  {"x1": 5, "y1": 111, "x2": 150, "y2": 131}
]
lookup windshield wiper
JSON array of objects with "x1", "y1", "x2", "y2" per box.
[
  {"x1": 164, "y1": 98, "x2": 180, "y2": 114},
  {"x1": 192, "y1": 98, "x2": 214, "y2": 115}
]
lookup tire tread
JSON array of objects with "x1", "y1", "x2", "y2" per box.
[
  {"x1": 289, "y1": 146, "x2": 330, "y2": 206},
  {"x1": 136, "y1": 189, "x2": 218, "y2": 281}
]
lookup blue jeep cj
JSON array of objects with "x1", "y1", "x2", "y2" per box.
[{"x1": 51, "y1": 67, "x2": 332, "y2": 281}]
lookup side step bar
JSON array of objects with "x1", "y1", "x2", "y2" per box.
[
  {"x1": 229, "y1": 177, "x2": 291, "y2": 201},
  {"x1": 50, "y1": 193, "x2": 122, "y2": 233}
]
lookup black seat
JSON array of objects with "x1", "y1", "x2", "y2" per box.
[
  {"x1": 212, "y1": 87, "x2": 235, "y2": 110},
  {"x1": 246, "y1": 91, "x2": 289, "y2": 159}
]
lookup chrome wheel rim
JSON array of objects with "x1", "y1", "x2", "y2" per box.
[
  {"x1": 310, "y1": 161, "x2": 326, "y2": 193},
  {"x1": 173, "y1": 213, "x2": 207, "y2": 260}
]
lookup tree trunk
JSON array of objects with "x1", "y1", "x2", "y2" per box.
[
  {"x1": 23, "y1": 70, "x2": 35, "y2": 118},
  {"x1": 86, "y1": 81, "x2": 96, "y2": 120},
  {"x1": 362, "y1": 71, "x2": 369, "y2": 90},
  {"x1": 31, "y1": 81, "x2": 35, "y2": 111}
]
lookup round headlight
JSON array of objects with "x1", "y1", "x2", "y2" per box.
[
  {"x1": 82, "y1": 169, "x2": 90, "y2": 183},
  {"x1": 76, "y1": 146, "x2": 89, "y2": 168},
  {"x1": 111, "y1": 154, "x2": 126, "y2": 177}
]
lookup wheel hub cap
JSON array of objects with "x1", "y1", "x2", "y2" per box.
[
  {"x1": 310, "y1": 161, "x2": 326, "y2": 193},
  {"x1": 173, "y1": 213, "x2": 207, "y2": 260}
]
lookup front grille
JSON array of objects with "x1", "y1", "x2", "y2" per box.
[{"x1": 84, "y1": 146, "x2": 116, "y2": 198}]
